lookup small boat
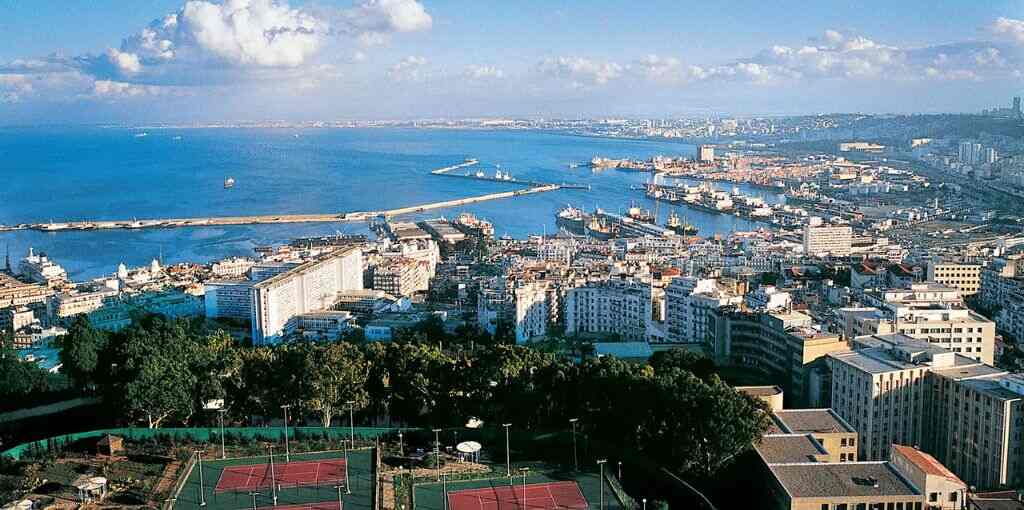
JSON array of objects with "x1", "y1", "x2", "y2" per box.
[
  {"x1": 224, "y1": 177, "x2": 236, "y2": 189},
  {"x1": 133, "y1": 132, "x2": 148, "y2": 138}
]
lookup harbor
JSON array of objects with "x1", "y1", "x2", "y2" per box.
[
  {"x1": 433, "y1": 158, "x2": 591, "y2": 189},
  {"x1": 2, "y1": 160, "x2": 584, "y2": 234}
]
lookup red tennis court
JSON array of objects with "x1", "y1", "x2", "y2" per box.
[
  {"x1": 447, "y1": 481, "x2": 588, "y2": 510},
  {"x1": 257, "y1": 502, "x2": 342, "y2": 510},
  {"x1": 214, "y1": 458, "x2": 347, "y2": 492}
]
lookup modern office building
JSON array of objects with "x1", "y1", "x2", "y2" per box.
[
  {"x1": 251, "y1": 247, "x2": 363, "y2": 344},
  {"x1": 803, "y1": 225, "x2": 853, "y2": 257},
  {"x1": 204, "y1": 280, "x2": 255, "y2": 321}
]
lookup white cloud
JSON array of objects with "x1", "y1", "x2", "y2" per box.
[
  {"x1": 92, "y1": 80, "x2": 189, "y2": 98},
  {"x1": 338, "y1": 0, "x2": 432, "y2": 44},
  {"x1": 464, "y1": 64, "x2": 504, "y2": 80},
  {"x1": 387, "y1": 55, "x2": 429, "y2": 81},
  {"x1": 990, "y1": 17, "x2": 1024, "y2": 44},
  {"x1": 537, "y1": 57, "x2": 623, "y2": 85},
  {"x1": 106, "y1": 48, "x2": 142, "y2": 74}
]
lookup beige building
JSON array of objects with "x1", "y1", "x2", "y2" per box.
[
  {"x1": 714, "y1": 310, "x2": 849, "y2": 407},
  {"x1": 803, "y1": 225, "x2": 853, "y2": 257},
  {"x1": 737, "y1": 385, "x2": 784, "y2": 412},
  {"x1": 927, "y1": 261, "x2": 982, "y2": 296},
  {"x1": 772, "y1": 409, "x2": 859, "y2": 463},
  {"x1": 890, "y1": 445, "x2": 967, "y2": 510},
  {"x1": 564, "y1": 279, "x2": 652, "y2": 342},
  {"x1": 372, "y1": 257, "x2": 428, "y2": 297}
]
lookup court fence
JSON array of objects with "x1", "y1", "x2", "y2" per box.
[
  {"x1": 163, "y1": 451, "x2": 198, "y2": 510},
  {"x1": 1, "y1": 426, "x2": 402, "y2": 461}
]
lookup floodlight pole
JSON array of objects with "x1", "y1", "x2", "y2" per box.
[
  {"x1": 642, "y1": 498, "x2": 647, "y2": 510},
  {"x1": 218, "y1": 409, "x2": 228, "y2": 460},
  {"x1": 597, "y1": 459, "x2": 607, "y2": 510},
  {"x1": 346, "y1": 400, "x2": 356, "y2": 448},
  {"x1": 268, "y1": 445, "x2": 279, "y2": 505},
  {"x1": 442, "y1": 472, "x2": 448, "y2": 510},
  {"x1": 344, "y1": 439, "x2": 352, "y2": 494},
  {"x1": 196, "y1": 450, "x2": 207, "y2": 507},
  {"x1": 520, "y1": 468, "x2": 529, "y2": 506},
  {"x1": 569, "y1": 418, "x2": 579, "y2": 471},
  {"x1": 249, "y1": 492, "x2": 260, "y2": 510},
  {"x1": 281, "y1": 404, "x2": 292, "y2": 463},
  {"x1": 335, "y1": 484, "x2": 344, "y2": 510},
  {"x1": 502, "y1": 423, "x2": 512, "y2": 477},
  {"x1": 432, "y1": 428, "x2": 442, "y2": 481}
]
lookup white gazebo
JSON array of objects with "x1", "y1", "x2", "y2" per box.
[
  {"x1": 456, "y1": 441, "x2": 482, "y2": 463},
  {"x1": 73, "y1": 476, "x2": 108, "y2": 503}
]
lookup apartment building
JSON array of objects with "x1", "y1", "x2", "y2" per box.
[
  {"x1": 372, "y1": 257, "x2": 428, "y2": 297},
  {"x1": 712, "y1": 309, "x2": 849, "y2": 407},
  {"x1": 927, "y1": 260, "x2": 982, "y2": 296},
  {"x1": 665, "y1": 277, "x2": 741, "y2": 344},
  {"x1": 564, "y1": 279, "x2": 652, "y2": 342},
  {"x1": 803, "y1": 225, "x2": 853, "y2": 257},
  {"x1": 204, "y1": 280, "x2": 254, "y2": 321}
]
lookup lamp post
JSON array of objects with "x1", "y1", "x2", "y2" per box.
[
  {"x1": 568, "y1": 418, "x2": 579, "y2": 471},
  {"x1": 344, "y1": 439, "x2": 352, "y2": 494},
  {"x1": 617, "y1": 461, "x2": 622, "y2": 481},
  {"x1": 441, "y1": 472, "x2": 448, "y2": 510},
  {"x1": 248, "y1": 492, "x2": 260, "y2": 510},
  {"x1": 502, "y1": 423, "x2": 512, "y2": 477},
  {"x1": 268, "y1": 445, "x2": 278, "y2": 505},
  {"x1": 218, "y1": 409, "x2": 228, "y2": 460},
  {"x1": 642, "y1": 498, "x2": 646, "y2": 510},
  {"x1": 280, "y1": 404, "x2": 292, "y2": 463},
  {"x1": 398, "y1": 431, "x2": 404, "y2": 457},
  {"x1": 346, "y1": 400, "x2": 356, "y2": 448},
  {"x1": 596, "y1": 459, "x2": 607, "y2": 510},
  {"x1": 432, "y1": 428, "x2": 442, "y2": 481},
  {"x1": 519, "y1": 468, "x2": 529, "y2": 507},
  {"x1": 196, "y1": 450, "x2": 207, "y2": 507}
]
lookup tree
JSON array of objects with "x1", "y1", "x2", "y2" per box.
[
  {"x1": 649, "y1": 348, "x2": 718, "y2": 381},
  {"x1": 56, "y1": 315, "x2": 108, "y2": 389},
  {"x1": 304, "y1": 342, "x2": 370, "y2": 428}
]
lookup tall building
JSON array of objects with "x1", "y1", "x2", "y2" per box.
[
  {"x1": 830, "y1": 334, "x2": 1024, "y2": 489},
  {"x1": 251, "y1": 247, "x2": 363, "y2": 344},
  {"x1": 665, "y1": 277, "x2": 741, "y2": 344},
  {"x1": 959, "y1": 141, "x2": 975, "y2": 164},
  {"x1": 926, "y1": 260, "x2": 982, "y2": 296},
  {"x1": 698, "y1": 144, "x2": 715, "y2": 162},
  {"x1": 564, "y1": 279, "x2": 652, "y2": 342},
  {"x1": 803, "y1": 225, "x2": 852, "y2": 257},
  {"x1": 204, "y1": 280, "x2": 255, "y2": 321},
  {"x1": 372, "y1": 257, "x2": 429, "y2": 297}
]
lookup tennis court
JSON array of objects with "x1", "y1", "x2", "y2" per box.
[
  {"x1": 447, "y1": 481, "x2": 587, "y2": 510},
  {"x1": 257, "y1": 502, "x2": 343, "y2": 510},
  {"x1": 215, "y1": 458, "x2": 347, "y2": 492}
]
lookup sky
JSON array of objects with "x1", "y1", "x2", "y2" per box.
[{"x1": 1, "y1": 0, "x2": 1024, "y2": 123}]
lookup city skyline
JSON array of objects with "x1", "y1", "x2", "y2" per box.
[{"x1": 2, "y1": 0, "x2": 1024, "y2": 123}]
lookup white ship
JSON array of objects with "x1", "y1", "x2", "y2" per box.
[{"x1": 224, "y1": 177, "x2": 236, "y2": 189}]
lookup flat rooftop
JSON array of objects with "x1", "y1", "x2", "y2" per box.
[
  {"x1": 756, "y1": 435, "x2": 828, "y2": 464},
  {"x1": 768, "y1": 462, "x2": 920, "y2": 499},
  {"x1": 773, "y1": 409, "x2": 855, "y2": 434},
  {"x1": 736, "y1": 385, "x2": 783, "y2": 398}
]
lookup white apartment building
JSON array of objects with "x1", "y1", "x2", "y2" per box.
[
  {"x1": 476, "y1": 276, "x2": 561, "y2": 344},
  {"x1": 51, "y1": 289, "x2": 118, "y2": 320},
  {"x1": 665, "y1": 277, "x2": 741, "y2": 344},
  {"x1": 251, "y1": 247, "x2": 363, "y2": 344},
  {"x1": 803, "y1": 225, "x2": 853, "y2": 257},
  {"x1": 204, "y1": 280, "x2": 254, "y2": 321},
  {"x1": 211, "y1": 257, "x2": 255, "y2": 278},
  {"x1": 565, "y1": 279, "x2": 652, "y2": 342}
]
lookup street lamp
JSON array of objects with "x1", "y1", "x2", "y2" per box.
[
  {"x1": 398, "y1": 431, "x2": 404, "y2": 457},
  {"x1": 195, "y1": 450, "x2": 207, "y2": 507},
  {"x1": 568, "y1": 418, "x2": 579, "y2": 471},
  {"x1": 267, "y1": 445, "x2": 278, "y2": 505},
  {"x1": 502, "y1": 423, "x2": 512, "y2": 477},
  {"x1": 642, "y1": 498, "x2": 646, "y2": 510},
  {"x1": 617, "y1": 461, "x2": 622, "y2": 481},
  {"x1": 432, "y1": 428, "x2": 442, "y2": 481},
  {"x1": 218, "y1": 409, "x2": 228, "y2": 460},
  {"x1": 346, "y1": 400, "x2": 356, "y2": 448},
  {"x1": 280, "y1": 404, "x2": 292, "y2": 463},
  {"x1": 596, "y1": 459, "x2": 607, "y2": 510}
]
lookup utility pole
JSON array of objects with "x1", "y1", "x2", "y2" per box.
[
  {"x1": 597, "y1": 459, "x2": 607, "y2": 510},
  {"x1": 502, "y1": 423, "x2": 512, "y2": 477},
  {"x1": 280, "y1": 404, "x2": 291, "y2": 463}
]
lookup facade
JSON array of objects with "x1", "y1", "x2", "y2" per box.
[
  {"x1": 803, "y1": 225, "x2": 852, "y2": 257},
  {"x1": 51, "y1": 289, "x2": 118, "y2": 320},
  {"x1": 372, "y1": 257, "x2": 427, "y2": 297},
  {"x1": 926, "y1": 261, "x2": 982, "y2": 296},
  {"x1": 210, "y1": 257, "x2": 255, "y2": 278},
  {"x1": 698, "y1": 144, "x2": 715, "y2": 162},
  {"x1": 713, "y1": 309, "x2": 849, "y2": 407},
  {"x1": 564, "y1": 279, "x2": 652, "y2": 342},
  {"x1": 288, "y1": 311, "x2": 355, "y2": 341},
  {"x1": 665, "y1": 277, "x2": 741, "y2": 344},
  {"x1": 251, "y1": 247, "x2": 363, "y2": 344},
  {"x1": 0, "y1": 273, "x2": 52, "y2": 318},
  {"x1": 204, "y1": 280, "x2": 254, "y2": 321},
  {"x1": 772, "y1": 409, "x2": 859, "y2": 463}
]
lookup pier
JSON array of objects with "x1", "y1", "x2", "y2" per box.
[
  {"x1": 3, "y1": 160, "x2": 577, "y2": 233},
  {"x1": 432, "y1": 158, "x2": 591, "y2": 190}
]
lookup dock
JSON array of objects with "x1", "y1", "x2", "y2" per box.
[
  {"x1": 432, "y1": 158, "x2": 591, "y2": 190},
  {"x1": 3, "y1": 164, "x2": 570, "y2": 233}
]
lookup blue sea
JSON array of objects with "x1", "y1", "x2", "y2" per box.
[{"x1": 0, "y1": 127, "x2": 782, "y2": 280}]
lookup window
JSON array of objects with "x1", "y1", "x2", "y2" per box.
[{"x1": 929, "y1": 493, "x2": 938, "y2": 502}]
